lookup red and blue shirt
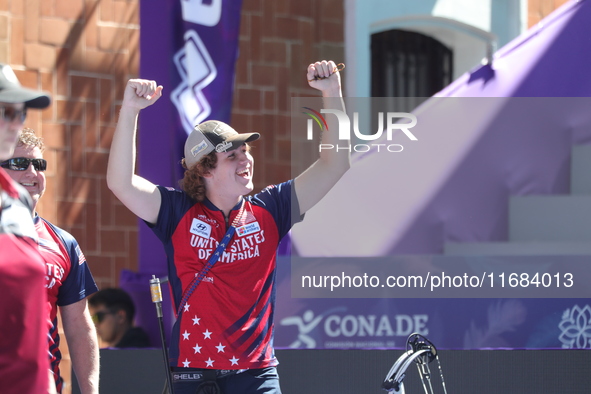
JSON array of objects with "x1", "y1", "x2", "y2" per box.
[
  {"x1": 149, "y1": 180, "x2": 300, "y2": 370},
  {"x1": 36, "y1": 217, "x2": 98, "y2": 392},
  {"x1": 0, "y1": 168, "x2": 49, "y2": 394}
]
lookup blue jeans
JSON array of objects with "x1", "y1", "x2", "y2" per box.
[{"x1": 168, "y1": 367, "x2": 281, "y2": 394}]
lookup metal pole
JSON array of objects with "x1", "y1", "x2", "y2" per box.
[{"x1": 150, "y1": 275, "x2": 174, "y2": 394}]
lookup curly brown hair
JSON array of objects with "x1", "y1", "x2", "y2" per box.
[
  {"x1": 179, "y1": 151, "x2": 218, "y2": 201},
  {"x1": 17, "y1": 128, "x2": 45, "y2": 152}
]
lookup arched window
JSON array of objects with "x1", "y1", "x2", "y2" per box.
[{"x1": 371, "y1": 29, "x2": 453, "y2": 108}]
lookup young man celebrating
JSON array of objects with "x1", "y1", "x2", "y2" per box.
[{"x1": 107, "y1": 60, "x2": 349, "y2": 393}]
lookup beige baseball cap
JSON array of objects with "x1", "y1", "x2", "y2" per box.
[
  {"x1": 184, "y1": 120, "x2": 260, "y2": 168},
  {"x1": 0, "y1": 64, "x2": 50, "y2": 109}
]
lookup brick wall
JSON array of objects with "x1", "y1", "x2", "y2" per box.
[
  {"x1": 0, "y1": 1, "x2": 140, "y2": 392},
  {"x1": 233, "y1": 0, "x2": 345, "y2": 190},
  {"x1": 528, "y1": 0, "x2": 571, "y2": 26}
]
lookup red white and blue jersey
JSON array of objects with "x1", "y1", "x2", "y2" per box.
[
  {"x1": 35, "y1": 217, "x2": 98, "y2": 392},
  {"x1": 149, "y1": 180, "x2": 300, "y2": 370},
  {"x1": 0, "y1": 169, "x2": 49, "y2": 394}
]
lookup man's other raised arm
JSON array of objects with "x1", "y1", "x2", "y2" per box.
[
  {"x1": 294, "y1": 60, "x2": 350, "y2": 214},
  {"x1": 106, "y1": 79, "x2": 163, "y2": 224}
]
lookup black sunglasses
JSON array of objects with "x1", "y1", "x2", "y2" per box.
[
  {"x1": 92, "y1": 310, "x2": 116, "y2": 324},
  {"x1": 0, "y1": 157, "x2": 47, "y2": 172},
  {"x1": 0, "y1": 106, "x2": 27, "y2": 123}
]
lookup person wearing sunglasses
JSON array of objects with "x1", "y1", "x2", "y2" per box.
[
  {"x1": 88, "y1": 287, "x2": 151, "y2": 349},
  {"x1": 2, "y1": 127, "x2": 100, "y2": 394},
  {"x1": 0, "y1": 64, "x2": 55, "y2": 394},
  {"x1": 106, "y1": 61, "x2": 349, "y2": 393}
]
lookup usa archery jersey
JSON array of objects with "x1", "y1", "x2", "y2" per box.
[
  {"x1": 149, "y1": 180, "x2": 300, "y2": 370},
  {"x1": 36, "y1": 216, "x2": 98, "y2": 392}
]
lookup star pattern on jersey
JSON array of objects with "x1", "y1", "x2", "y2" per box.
[
  {"x1": 203, "y1": 329, "x2": 212, "y2": 339},
  {"x1": 230, "y1": 356, "x2": 239, "y2": 366},
  {"x1": 215, "y1": 343, "x2": 225, "y2": 353},
  {"x1": 192, "y1": 315, "x2": 201, "y2": 325},
  {"x1": 182, "y1": 330, "x2": 190, "y2": 340},
  {"x1": 183, "y1": 359, "x2": 191, "y2": 367},
  {"x1": 193, "y1": 343, "x2": 202, "y2": 354},
  {"x1": 184, "y1": 303, "x2": 190, "y2": 312},
  {"x1": 205, "y1": 358, "x2": 215, "y2": 367}
]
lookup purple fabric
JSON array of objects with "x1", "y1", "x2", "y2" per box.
[{"x1": 441, "y1": 0, "x2": 591, "y2": 98}]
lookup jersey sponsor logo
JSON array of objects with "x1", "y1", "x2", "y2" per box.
[
  {"x1": 236, "y1": 221, "x2": 261, "y2": 237},
  {"x1": 190, "y1": 218, "x2": 212, "y2": 239}
]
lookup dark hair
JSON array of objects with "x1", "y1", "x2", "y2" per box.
[
  {"x1": 179, "y1": 151, "x2": 218, "y2": 201},
  {"x1": 89, "y1": 288, "x2": 136, "y2": 323}
]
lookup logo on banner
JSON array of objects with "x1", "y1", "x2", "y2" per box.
[
  {"x1": 279, "y1": 308, "x2": 429, "y2": 349},
  {"x1": 172, "y1": 30, "x2": 217, "y2": 135},
  {"x1": 303, "y1": 108, "x2": 418, "y2": 153},
  {"x1": 558, "y1": 304, "x2": 591, "y2": 349}
]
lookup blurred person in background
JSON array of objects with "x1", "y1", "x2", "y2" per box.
[
  {"x1": 0, "y1": 63, "x2": 53, "y2": 393},
  {"x1": 3, "y1": 127, "x2": 99, "y2": 394},
  {"x1": 88, "y1": 287, "x2": 151, "y2": 349}
]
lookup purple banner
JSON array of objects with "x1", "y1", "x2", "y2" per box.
[
  {"x1": 275, "y1": 257, "x2": 591, "y2": 350},
  {"x1": 132, "y1": 0, "x2": 243, "y2": 346}
]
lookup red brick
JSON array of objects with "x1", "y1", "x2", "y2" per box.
[
  {"x1": 70, "y1": 125, "x2": 85, "y2": 170},
  {"x1": 87, "y1": 255, "x2": 115, "y2": 280},
  {"x1": 85, "y1": 102, "x2": 99, "y2": 148},
  {"x1": 56, "y1": 0, "x2": 84, "y2": 20},
  {"x1": 275, "y1": 16, "x2": 300, "y2": 40},
  {"x1": 11, "y1": 17, "x2": 24, "y2": 64},
  {"x1": 40, "y1": 0, "x2": 54, "y2": 17},
  {"x1": 290, "y1": 0, "x2": 314, "y2": 18},
  {"x1": 242, "y1": 0, "x2": 263, "y2": 13},
  {"x1": 24, "y1": 43, "x2": 56, "y2": 69},
  {"x1": 320, "y1": 0, "x2": 344, "y2": 20},
  {"x1": 24, "y1": 0, "x2": 40, "y2": 42},
  {"x1": 128, "y1": 29, "x2": 139, "y2": 71},
  {"x1": 320, "y1": 20, "x2": 344, "y2": 43},
  {"x1": 99, "y1": 92, "x2": 114, "y2": 123},
  {"x1": 263, "y1": 90, "x2": 276, "y2": 112},
  {"x1": 57, "y1": 201, "x2": 87, "y2": 227},
  {"x1": 84, "y1": 201, "x2": 99, "y2": 253},
  {"x1": 55, "y1": 48, "x2": 70, "y2": 95},
  {"x1": 41, "y1": 123, "x2": 68, "y2": 149},
  {"x1": 40, "y1": 18, "x2": 71, "y2": 46},
  {"x1": 237, "y1": 88, "x2": 262, "y2": 111},
  {"x1": 98, "y1": 25, "x2": 128, "y2": 52},
  {"x1": 261, "y1": 41, "x2": 287, "y2": 64},
  {"x1": 56, "y1": 99, "x2": 84, "y2": 122},
  {"x1": 13, "y1": 68, "x2": 38, "y2": 88},
  {"x1": 10, "y1": 0, "x2": 24, "y2": 15},
  {"x1": 252, "y1": 63, "x2": 277, "y2": 86},
  {"x1": 71, "y1": 75, "x2": 99, "y2": 100},
  {"x1": 114, "y1": 203, "x2": 137, "y2": 228},
  {"x1": 99, "y1": 125, "x2": 115, "y2": 150},
  {"x1": 99, "y1": 0, "x2": 114, "y2": 22},
  {"x1": 113, "y1": 0, "x2": 139, "y2": 25},
  {"x1": 85, "y1": 10, "x2": 99, "y2": 49},
  {"x1": 101, "y1": 229, "x2": 128, "y2": 254},
  {"x1": 71, "y1": 176, "x2": 98, "y2": 203},
  {"x1": 85, "y1": 151, "x2": 109, "y2": 177}
]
